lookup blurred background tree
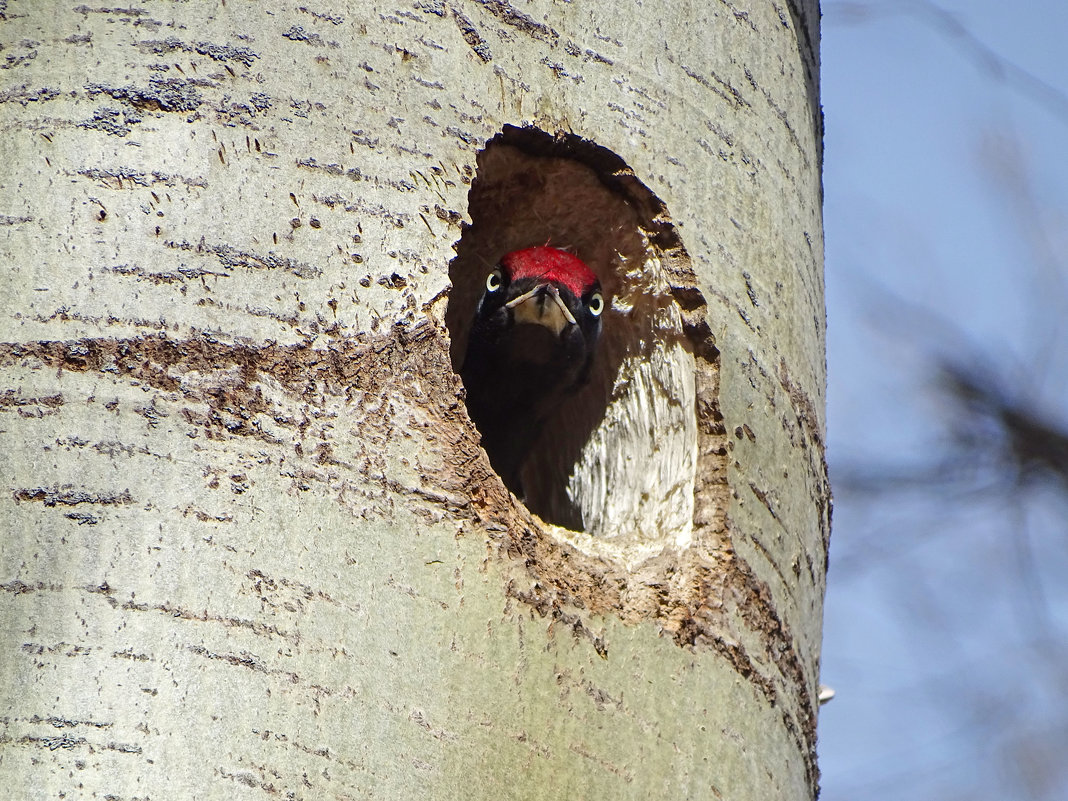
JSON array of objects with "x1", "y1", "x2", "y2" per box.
[{"x1": 820, "y1": 2, "x2": 1068, "y2": 799}]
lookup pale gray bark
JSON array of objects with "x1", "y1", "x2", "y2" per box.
[{"x1": 0, "y1": 1, "x2": 826, "y2": 798}]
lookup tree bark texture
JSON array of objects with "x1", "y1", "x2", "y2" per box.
[{"x1": 0, "y1": 1, "x2": 827, "y2": 798}]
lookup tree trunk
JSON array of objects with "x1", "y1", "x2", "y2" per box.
[{"x1": 0, "y1": 2, "x2": 827, "y2": 798}]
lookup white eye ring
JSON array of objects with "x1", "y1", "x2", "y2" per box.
[
  {"x1": 485, "y1": 269, "x2": 502, "y2": 292},
  {"x1": 587, "y1": 292, "x2": 604, "y2": 317}
]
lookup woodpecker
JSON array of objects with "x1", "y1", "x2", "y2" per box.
[{"x1": 461, "y1": 246, "x2": 605, "y2": 492}]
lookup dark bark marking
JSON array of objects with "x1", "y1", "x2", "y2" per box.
[
  {"x1": 677, "y1": 62, "x2": 750, "y2": 109},
  {"x1": 25, "y1": 715, "x2": 112, "y2": 729},
  {"x1": 0, "y1": 86, "x2": 59, "y2": 105},
  {"x1": 13, "y1": 487, "x2": 133, "y2": 507},
  {"x1": 743, "y1": 66, "x2": 806, "y2": 165},
  {"x1": 163, "y1": 238, "x2": 321, "y2": 279},
  {"x1": 473, "y1": 0, "x2": 559, "y2": 45},
  {"x1": 20, "y1": 734, "x2": 87, "y2": 751},
  {"x1": 65, "y1": 512, "x2": 99, "y2": 525},
  {"x1": 778, "y1": 356, "x2": 831, "y2": 559},
  {"x1": 433, "y1": 204, "x2": 461, "y2": 226},
  {"x1": 297, "y1": 157, "x2": 345, "y2": 176},
  {"x1": 137, "y1": 36, "x2": 259, "y2": 67},
  {"x1": 731, "y1": 553, "x2": 819, "y2": 787},
  {"x1": 112, "y1": 648, "x2": 152, "y2": 661},
  {"x1": 86, "y1": 78, "x2": 204, "y2": 113},
  {"x1": 0, "y1": 579, "x2": 40, "y2": 595},
  {"x1": 0, "y1": 390, "x2": 63, "y2": 408},
  {"x1": 180, "y1": 505, "x2": 234, "y2": 524},
  {"x1": 717, "y1": 0, "x2": 759, "y2": 32},
  {"x1": 17, "y1": 734, "x2": 142, "y2": 755},
  {"x1": 76, "y1": 167, "x2": 208, "y2": 189},
  {"x1": 187, "y1": 643, "x2": 271, "y2": 674},
  {"x1": 115, "y1": 594, "x2": 294, "y2": 642},
  {"x1": 103, "y1": 262, "x2": 225, "y2": 284},
  {"x1": 78, "y1": 106, "x2": 142, "y2": 137},
  {"x1": 73, "y1": 6, "x2": 149, "y2": 18},
  {"x1": 282, "y1": 25, "x2": 326, "y2": 47},
  {"x1": 539, "y1": 57, "x2": 582, "y2": 83},
  {"x1": 506, "y1": 581, "x2": 608, "y2": 658},
  {"x1": 579, "y1": 47, "x2": 612, "y2": 66},
  {"x1": 748, "y1": 481, "x2": 781, "y2": 522},
  {"x1": 297, "y1": 7, "x2": 345, "y2": 26},
  {"x1": 1, "y1": 44, "x2": 37, "y2": 71},
  {"x1": 777, "y1": 357, "x2": 822, "y2": 449},
  {"x1": 451, "y1": 7, "x2": 492, "y2": 63}
]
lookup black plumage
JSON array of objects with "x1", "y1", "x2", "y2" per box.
[{"x1": 461, "y1": 246, "x2": 605, "y2": 491}]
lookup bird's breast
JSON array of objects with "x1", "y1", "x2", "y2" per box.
[{"x1": 506, "y1": 320, "x2": 567, "y2": 366}]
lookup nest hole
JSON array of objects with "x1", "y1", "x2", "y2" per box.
[{"x1": 448, "y1": 126, "x2": 705, "y2": 559}]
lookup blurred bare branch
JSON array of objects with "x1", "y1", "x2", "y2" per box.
[
  {"x1": 821, "y1": 6, "x2": 1068, "y2": 801},
  {"x1": 979, "y1": 132, "x2": 1068, "y2": 392},
  {"x1": 826, "y1": 1, "x2": 1068, "y2": 126},
  {"x1": 938, "y1": 359, "x2": 1068, "y2": 487}
]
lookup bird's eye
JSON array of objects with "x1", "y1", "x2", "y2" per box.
[
  {"x1": 485, "y1": 269, "x2": 503, "y2": 293},
  {"x1": 587, "y1": 292, "x2": 604, "y2": 317}
]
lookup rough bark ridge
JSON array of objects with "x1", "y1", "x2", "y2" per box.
[{"x1": 0, "y1": 2, "x2": 826, "y2": 799}]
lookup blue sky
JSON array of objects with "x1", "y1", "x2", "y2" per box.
[{"x1": 820, "y1": 2, "x2": 1068, "y2": 799}]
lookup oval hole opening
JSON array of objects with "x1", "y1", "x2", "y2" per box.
[{"x1": 448, "y1": 125, "x2": 703, "y2": 561}]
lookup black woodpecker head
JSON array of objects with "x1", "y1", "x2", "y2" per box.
[{"x1": 461, "y1": 246, "x2": 605, "y2": 492}]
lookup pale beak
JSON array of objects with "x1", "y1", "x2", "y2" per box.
[{"x1": 505, "y1": 284, "x2": 576, "y2": 337}]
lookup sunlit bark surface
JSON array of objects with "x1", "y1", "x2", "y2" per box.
[{"x1": 0, "y1": 2, "x2": 826, "y2": 798}]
